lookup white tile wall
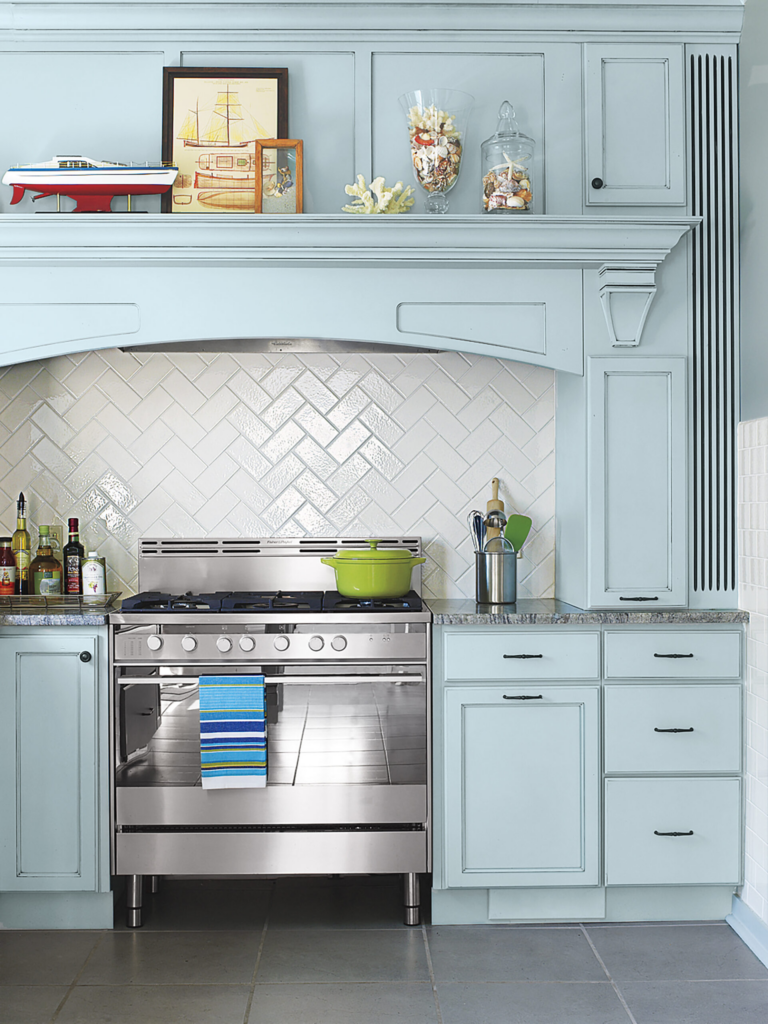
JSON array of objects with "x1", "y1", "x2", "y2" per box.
[
  {"x1": 0, "y1": 349, "x2": 555, "y2": 600},
  {"x1": 739, "y1": 417, "x2": 768, "y2": 927}
]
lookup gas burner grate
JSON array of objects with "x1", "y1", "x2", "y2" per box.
[
  {"x1": 322, "y1": 591, "x2": 423, "y2": 613},
  {"x1": 120, "y1": 591, "x2": 230, "y2": 612},
  {"x1": 220, "y1": 591, "x2": 324, "y2": 613}
]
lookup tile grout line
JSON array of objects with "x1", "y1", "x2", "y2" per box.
[
  {"x1": 242, "y1": 881, "x2": 275, "y2": 1024},
  {"x1": 580, "y1": 924, "x2": 639, "y2": 1024},
  {"x1": 421, "y1": 922, "x2": 444, "y2": 1024},
  {"x1": 47, "y1": 930, "x2": 106, "y2": 1024}
]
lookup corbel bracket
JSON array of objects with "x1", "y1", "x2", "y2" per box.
[{"x1": 598, "y1": 265, "x2": 657, "y2": 348}]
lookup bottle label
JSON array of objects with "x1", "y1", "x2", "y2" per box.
[
  {"x1": 65, "y1": 554, "x2": 81, "y2": 594},
  {"x1": 82, "y1": 560, "x2": 106, "y2": 595},
  {"x1": 35, "y1": 571, "x2": 62, "y2": 595},
  {"x1": 14, "y1": 550, "x2": 30, "y2": 578},
  {"x1": 0, "y1": 564, "x2": 16, "y2": 595}
]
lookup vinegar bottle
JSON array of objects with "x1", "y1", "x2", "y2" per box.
[
  {"x1": 64, "y1": 518, "x2": 84, "y2": 594},
  {"x1": 12, "y1": 492, "x2": 31, "y2": 594},
  {"x1": 30, "y1": 526, "x2": 63, "y2": 595}
]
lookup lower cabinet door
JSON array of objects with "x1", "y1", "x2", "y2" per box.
[
  {"x1": 0, "y1": 634, "x2": 99, "y2": 891},
  {"x1": 443, "y1": 685, "x2": 600, "y2": 887},
  {"x1": 604, "y1": 777, "x2": 741, "y2": 885}
]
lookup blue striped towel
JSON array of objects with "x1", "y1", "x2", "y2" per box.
[{"x1": 199, "y1": 675, "x2": 267, "y2": 789}]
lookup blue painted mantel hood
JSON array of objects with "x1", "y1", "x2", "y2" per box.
[{"x1": 0, "y1": 214, "x2": 697, "y2": 373}]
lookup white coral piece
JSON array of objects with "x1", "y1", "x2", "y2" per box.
[{"x1": 342, "y1": 174, "x2": 415, "y2": 214}]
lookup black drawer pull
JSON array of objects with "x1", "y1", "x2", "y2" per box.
[
  {"x1": 503, "y1": 694, "x2": 543, "y2": 700},
  {"x1": 654, "y1": 653, "x2": 694, "y2": 659},
  {"x1": 503, "y1": 654, "x2": 543, "y2": 659},
  {"x1": 591, "y1": 177, "x2": 605, "y2": 189},
  {"x1": 654, "y1": 727, "x2": 694, "y2": 733},
  {"x1": 620, "y1": 596, "x2": 659, "y2": 601},
  {"x1": 79, "y1": 651, "x2": 92, "y2": 662},
  {"x1": 654, "y1": 830, "x2": 694, "y2": 837}
]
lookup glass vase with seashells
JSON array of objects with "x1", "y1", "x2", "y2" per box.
[{"x1": 398, "y1": 89, "x2": 473, "y2": 214}]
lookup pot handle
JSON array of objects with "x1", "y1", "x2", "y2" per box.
[
  {"x1": 412, "y1": 557, "x2": 427, "y2": 566},
  {"x1": 320, "y1": 557, "x2": 337, "y2": 568}
]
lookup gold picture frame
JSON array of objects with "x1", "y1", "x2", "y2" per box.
[{"x1": 254, "y1": 139, "x2": 303, "y2": 214}]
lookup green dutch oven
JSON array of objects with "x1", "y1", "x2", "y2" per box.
[{"x1": 321, "y1": 540, "x2": 426, "y2": 598}]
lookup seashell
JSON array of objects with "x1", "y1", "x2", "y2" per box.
[
  {"x1": 506, "y1": 196, "x2": 526, "y2": 208},
  {"x1": 519, "y1": 179, "x2": 530, "y2": 189}
]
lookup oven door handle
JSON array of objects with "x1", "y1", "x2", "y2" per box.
[{"x1": 115, "y1": 674, "x2": 424, "y2": 685}]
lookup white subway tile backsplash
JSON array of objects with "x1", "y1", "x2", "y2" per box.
[
  {"x1": 740, "y1": 416, "x2": 768, "y2": 930},
  {"x1": 0, "y1": 349, "x2": 554, "y2": 599}
]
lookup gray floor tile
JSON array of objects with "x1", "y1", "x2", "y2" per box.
[
  {"x1": 619, "y1": 980, "x2": 768, "y2": 1024},
  {"x1": 0, "y1": 985, "x2": 69, "y2": 1024},
  {"x1": 0, "y1": 931, "x2": 100, "y2": 986},
  {"x1": 256, "y1": 928, "x2": 429, "y2": 983},
  {"x1": 113, "y1": 881, "x2": 271, "y2": 931},
  {"x1": 428, "y1": 926, "x2": 607, "y2": 983},
  {"x1": 437, "y1": 981, "x2": 631, "y2": 1024},
  {"x1": 586, "y1": 924, "x2": 768, "y2": 981},
  {"x1": 247, "y1": 982, "x2": 439, "y2": 1023},
  {"x1": 268, "y1": 881, "x2": 405, "y2": 929},
  {"x1": 56, "y1": 984, "x2": 251, "y2": 1024},
  {"x1": 79, "y1": 931, "x2": 261, "y2": 985}
]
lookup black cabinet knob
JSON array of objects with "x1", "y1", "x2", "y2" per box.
[
  {"x1": 79, "y1": 651, "x2": 92, "y2": 662},
  {"x1": 591, "y1": 177, "x2": 604, "y2": 189}
]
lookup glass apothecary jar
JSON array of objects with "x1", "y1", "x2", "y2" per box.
[{"x1": 481, "y1": 101, "x2": 534, "y2": 213}]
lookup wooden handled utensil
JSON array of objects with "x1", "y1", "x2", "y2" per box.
[{"x1": 485, "y1": 478, "x2": 505, "y2": 540}]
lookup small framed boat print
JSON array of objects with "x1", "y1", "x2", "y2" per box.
[
  {"x1": 254, "y1": 139, "x2": 303, "y2": 214},
  {"x1": 162, "y1": 67, "x2": 289, "y2": 213}
]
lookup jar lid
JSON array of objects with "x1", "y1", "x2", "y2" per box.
[
  {"x1": 0, "y1": 536, "x2": 11, "y2": 544},
  {"x1": 333, "y1": 539, "x2": 416, "y2": 561},
  {"x1": 483, "y1": 100, "x2": 534, "y2": 145},
  {"x1": 39, "y1": 525, "x2": 49, "y2": 535}
]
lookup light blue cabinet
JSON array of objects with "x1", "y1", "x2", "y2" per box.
[
  {"x1": 0, "y1": 629, "x2": 110, "y2": 916},
  {"x1": 443, "y1": 684, "x2": 600, "y2": 888},
  {"x1": 587, "y1": 357, "x2": 687, "y2": 607},
  {"x1": 584, "y1": 44, "x2": 686, "y2": 207}
]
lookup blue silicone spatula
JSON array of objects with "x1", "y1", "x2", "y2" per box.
[{"x1": 504, "y1": 514, "x2": 532, "y2": 552}]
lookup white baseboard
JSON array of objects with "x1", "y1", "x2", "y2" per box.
[{"x1": 726, "y1": 895, "x2": 768, "y2": 969}]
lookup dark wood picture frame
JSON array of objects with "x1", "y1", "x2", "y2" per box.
[
  {"x1": 161, "y1": 67, "x2": 289, "y2": 213},
  {"x1": 254, "y1": 139, "x2": 304, "y2": 214}
]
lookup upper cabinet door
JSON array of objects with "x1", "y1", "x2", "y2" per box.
[
  {"x1": 587, "y1": 358, "x2": 687, "y2": 608},
  {"x1": 585, "y1": 44, "x2": 686, "y2": 206}
]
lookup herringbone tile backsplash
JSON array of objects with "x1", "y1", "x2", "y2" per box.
[{"x1": 0, "y1": 348, "x2": 555, "y2": 600}]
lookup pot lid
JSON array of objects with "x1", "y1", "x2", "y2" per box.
[{"x1": 332, "y1": 539, "x2": 417, "y2": 561}]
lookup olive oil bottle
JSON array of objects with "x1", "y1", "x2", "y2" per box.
[
  {"x1": 30, "y1": 525, "x2": 63, "y2": 595},
  {"x1": 11, "y1": 492, "x2": 31, "y2": 595}
]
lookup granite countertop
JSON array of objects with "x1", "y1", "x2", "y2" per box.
[
  {"x1": 0, "y1": 613, "x2": 109, "y2": 626},
  {"x1": 426, "y1": 598, "x2": 750, "y2": 625}
]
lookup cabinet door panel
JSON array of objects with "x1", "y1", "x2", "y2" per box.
[
  {"x1": 585, "y1": 44, "x2": 685, "y2": 205},
  {"x1": 588, "y1": 358, "x2": 687, "y2": 607},
  {"x1": 0, "y1": 636, "x2": 98, "y2": 891},
  {"x1": 444, "y1": 685, "x2": 599, "y2": 887}
]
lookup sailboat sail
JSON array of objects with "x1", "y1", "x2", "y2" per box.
[{"x1": 179, "y1": 87, "x2": 270, "y2": 147}]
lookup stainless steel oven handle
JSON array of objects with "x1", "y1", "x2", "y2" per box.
[{"x1": 115, "y1": 674, "x2": 424, "y2": 685}]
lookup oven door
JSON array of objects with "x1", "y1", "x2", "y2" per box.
[{"x1": 112, "y1": 662, "x2": 429, "y2": 876}]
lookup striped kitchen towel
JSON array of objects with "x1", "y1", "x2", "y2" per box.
[{"x1": 199, "y1": 675, "x2": 267, "y2": 789}]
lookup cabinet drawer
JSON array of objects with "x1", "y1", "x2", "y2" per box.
[
  {"x1": 605, "y1": 778, "x2": 741, "y2": 885},
  {"x1": 604, "y1": 685, "x2": 741, "y2": 773},
  {"x1": 604, "y1": 631, "x2": 741, "y2": 679},
  {"x1": 443, "y1": 632, "x2": 600, "y2": 681}
]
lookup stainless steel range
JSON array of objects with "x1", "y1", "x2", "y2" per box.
[{"x1": 109, "y1": 537, "x2": 431, "y2": 927}]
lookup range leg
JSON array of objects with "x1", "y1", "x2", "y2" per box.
[
  {"x1": 126, "y1": 874, "x2": 144, "y2": 928},
  {"x1": 150, "y1": 875, "x2": 160, "y2": 894},
  {"x1": 403, "y1": 872, "x2": 420, "y2": 926}
]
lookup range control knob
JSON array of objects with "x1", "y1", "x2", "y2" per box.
[
  {"x1": 181, "y1": 635, "x2": 197, "y2": 652},
  {"x1": 146, "y1": 634, "x2": 163, "y2": 652},
  {"x1": 308, "y1": 635, "x2": 325, "y2": 652},
  {"x1": 216, "y1": 636, "x2": 233, "y2": 653},
  {"x1": 273, "y1": 635, "x2": 290, "y2": 652},
  {"x1": 331, "y1": 635, "x2": 347, "y2": 652},
  {"x1": 239, "y1": 636, "x2": 256, "y2": 653}
]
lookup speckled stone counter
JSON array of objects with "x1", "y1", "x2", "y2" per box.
[
  {"x1": 426, "y1": 598, "x2": 749, "y2": 625},
  {"x1": 0, "y1": 614, "x2": 109, "y2": 626}
]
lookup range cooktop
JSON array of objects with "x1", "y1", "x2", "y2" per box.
[{"x1": 120, "y1": 590, "x2": 423, "y2": 614}]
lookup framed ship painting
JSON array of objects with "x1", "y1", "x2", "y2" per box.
[
  {"x1": 254, "y1": 139, "x2": 303, "y2": 213},
  {"x1": 162, "y1": 67, "x2": 289, "y2": 213}
]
